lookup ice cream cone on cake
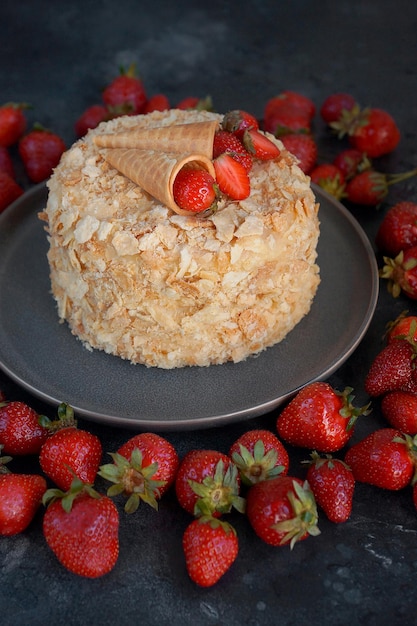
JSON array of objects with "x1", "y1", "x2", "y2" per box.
[
  {"x1": 94, "y1": 120, "x2": 218, "y2": 158},
  {"x1": 104, "y1": 148, "x2": 216, "y2": 215}
]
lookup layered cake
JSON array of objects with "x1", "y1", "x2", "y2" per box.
[{"x1": 40, "y1": 109, "x2": 320, "y2": 368}]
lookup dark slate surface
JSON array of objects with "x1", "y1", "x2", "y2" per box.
[{"x1": 1, "y1": 1, "x2": 417, "y2": 624}]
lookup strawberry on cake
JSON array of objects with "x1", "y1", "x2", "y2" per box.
[{"x1": 39, "y1": 108, "x2": 320, "y2": 368}]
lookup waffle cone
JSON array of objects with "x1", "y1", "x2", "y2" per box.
[
  {"x1": 94, "y1": 120, "x2": 218, "y2": 158},
  {"x1": 104, "y1": 148, "x2": 216, "y2": 215}
]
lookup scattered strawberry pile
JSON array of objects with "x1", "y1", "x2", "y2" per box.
[{"x1": 1, "y1": 370, "x2": 417, "y2": 586}]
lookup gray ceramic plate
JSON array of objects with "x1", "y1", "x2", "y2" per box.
[{"x1": 0, "y1": 183, "x2": 378, "y2": 430}]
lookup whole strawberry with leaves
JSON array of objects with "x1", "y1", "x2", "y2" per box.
[
  {"x1": 98, "y1": 432, "x2": 179, "y2": 513},
  {"x1": 183, "y1": 516, "x2": 238, "y2": 587},
  {"x1": 345, "y1": 428, "x2": 417, "y2": 490},
  {"x1": 228, "y1": 429, "x2": 289, "y2": 486},
  {"x1": 39, "y1": 403, "x2": 102, "y2": 491},
  {"x1": 276, "y1": 382, "x2": 370, "y2": 453},
  {"x1": 19, "y1": 124, "x2": 66, "y2": 183},
  {"x1": 364, "y1": 334, "x2": 417, "y2": 396},
  {"x1": 175, "y1": 449, "x2": 245, "y2": 518},
  {"x1": 102, "y1": 63, "x2": 147, "y2": 115},
  {"x1": 246, "y1": 475, "x2": 320, "y2": 547},
  {"x1": 380, "y1": 247, "x2": 417, "y2": 300},
  {"x1": 375, "y1": 202, "x2": 417, "y2": 257},
  {"x1": 320, "y1": 92, "x2": 357, "y2": 124},
  {"x1": 43, "y1": 478, "x2": 119, "y2": 578},
  {"x1": 309, "y1": 163, "x2": 346, "y2": 200},
  {"x1": 303, "y1": 451, "x2": 355, "y2": 523},
  {"x1": 345, "y1": 167, "x2": 417, "y2": 206},
  {"x1": 0, "y1": 400, "x2": 49, "y2": 455},
  {"x1": 0, "y1": 446, "x2": 47, "y2": 536}
]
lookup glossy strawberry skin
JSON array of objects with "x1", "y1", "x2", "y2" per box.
[
  {"x1": 213, "y1": 129, "x2": 253, "y2": 172},
  {"x1": 345, "y1": 170, "x2": 388, "y2": 205},
  {"x1": 0, "y1": 401, "x2": 49, "y2": 455},
  {"x1": 263, "y1": 98, "x2": 311, "y2": 136},
  {"x1": 387, "y1": 315, "x2": 417, "y2": 344},
  {"x1": 243, "y1": 128, "x2": 281, "y2": 160},
  {"x1": 320, "y1": 93, "x2": 357, "y2": 124},
  {"x1": 183, "y1": 518, "x2": 238, "y2": 587},
  {"x1": 0, "y1": 104, "x2": 27, "y2": 147},
  {"x1": 19, "y1": 128, "x2": 66, "y2": 183},
  {"x1": 344, "y1": 428, "x2": 415, "y2": 490},
  {"x1": 375, "y1": 202, "x2": 417, "y2": 257},
  {"x1": 0, "y1": 171, "x2": 24, "y2": 213},
  {"x1": 306, "y1": 455, "x2": 355, "y2": 523},
  {"x1": 333, "y1": 148, "x2": 368, "y2": 180},
  {"x1": 222, "y1": 109, "x2": 259, "y2": 139},
  {"x1": 349, "y1": 108, "x2": 400, "y2": 158},
  {"x1": 276, "y1": 382, "x2": 358, "y2": 453},
  {"x1": 117, "y1": 432, "x2": 179, "y2": 498},
  {"x1": 39, "y1": 427, "x2": 102, "y2": 491},
  {"x1": 0, "y1": 473, "x2": 47, "y2": 536},
  {"x1": 0, "y1": 146, "x2": 15, "y2": 178},
  {"x1": 381, "y1": 391, "x2": 417, "y2": 435},
  {"x1": 173, "y1": 167, "x2": 217, "y2": 213},
  {"x1": 279, "y1": 133, "x2": 318, "y2": 174},
  {"x1": 102, "y1": 67, "x2": 147, "y2": 115},
  {"x1": 364, "y1": 339, "x2": 415, "y2": 396},
  {"x1": 228, "y1": 429, "x2": 289, "y2": 485},
  {"x1": 309, "y1": 163, "x2": 345, "y2": 200},
  {"x1": 43, "y1": 492, "x2": 119, "y2": 578}
]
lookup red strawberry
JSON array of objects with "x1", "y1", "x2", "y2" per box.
[
  {"x1": 228, "y1": 429, "x2": 289, "y2": 486},
  {"x1": 19, "y1": 125, "x2": 66, "y2": 183},
  {"x1": 39, "y1": 403, "x2": 102, "y2": 491},
  {"x1": 175, "y1": 96, "x2": 213, "y2": 111},
  {"x1": 349, "y1": 108, "x2": 401, "y2": 157},
  {"x1": 345, "y1": 170, "x2": 389, "y2": 206},
  {"x1": 381, "y1": 391, "x2": 417, "y2": 435},
  {"x1": 43, "y1": 482, "x2": 119, "y2": 578},
  {"x1": 344, "y1": 428, "x2": 417, "y2": 490},
  {"x1": 320, "y1": 93, "x2": 357, "y2": 124},
  {"x1": 213, "y1": 129, "x2": 253, "y2": 172},
  {"x1": 98, "y1": 432, "x2": 179, "y2": 512},
  {"x1": 278, "y1": 91, "x2": 316, "y2": 121},
  {"x1": 173, "y1": 167, "x2": 217, "y2": 213},
  {"x1": 309, "y1": 163, "x2": 346, "y2": 200},
  {"x1": 304, "y1": 451, "x2": 355, "y2": 523},
  {"x1": 0, "y1": 171, "x2": 24, "y2": 213},
  {"x1": 375, "y1": 202, "x2": 417, "y2": 257},
  {"x1": 183, "y1": 517, "x2": 238, "y2": 587},
  {"x1": 74, "y1": 104, "x2": 108, "y2": 137},
  {"x1": 279, "y1": 133, "x2": 318, "y2": 174},
  {"x1": 0, "y1": 146, "x2": 15, "y2": 178},
  {"x1": 0, "y1": 471, "x2": 47, "y2": 536},
  {"x1": 263, "y1": 95, "x2": 312, "y2": 136},
  {"x1": 386, "y1": 314, "x2": 417, "y2": 344},
  {"x1": 380, "y1": 247, "x2": 417, "y2": 300},
  {"x1": 0, "y1": 400, "x2": 49, "y2": 455},
  {"x1": 0, "y1": 102, "x2": 28, "y2": 147},
  {"x1": 332, "y1": 148, "x2": 370, "y2": 181},
  {"x1": 175, "y1": 449, "x2": 245, "y2": 517},
  {"x1": 246, "y1": 475, "x2": 320, "y2": 547},
  {"x1": 222, "y1": 109, "x2": 259, "y2": 139},
  {"x1": 243, "y1": 128, "x2": 281, "y2": 160},
  {"x1": 213, "y1": 153, "x2": 250, "y2": 200},
  {"x1": 364, "y1": 338, "x2": 416, "y2": 396},
  {"x1": 276, "y1": 382, "x2": 369, "y2": 452},
  {"x1": 143, "y1": 93, "x2": 170, "y2": 113},
  {"x1": 102, "y1": 64, "x2": 147, "y2": 115}
]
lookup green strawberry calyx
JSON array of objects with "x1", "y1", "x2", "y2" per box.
[
  {"x1": 337, "y1": 387, "x2": 372, "y2": 431},
  {"x1": 272, "y1": 479, "x2": 320, "y2": 549},
  {"x1": 189, "y1": 459, "x2": 246, "y2": 517},
  {"x1": 231, "y1": 439, "x2": 285, "y2": 486}
]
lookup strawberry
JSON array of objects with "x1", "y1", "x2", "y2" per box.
[
  {"x1": 39, "y1": 403, "x2": 102, "y2": 491},
  {"x1": 309, "y1": 163, "x2": 346, "y2": 200},
  {"x1": 0, "y1": 146, "x2": 15, "y2": 178},
  {"x1": 0, "y1": 102, "x2": 28, "y2": 147},
  {"x1": 0, "y1": 171, "x2": 24, "y2": 213},
  {"x1": 303, "y1": 451, "x2": 355, "y2": 523},
  {"x1": 0, "y1": 400, "x2": 49, "y2": 455},
  {"x1": 375, "y1": 202, "x2": 417, "y2": 257},
  {"x1": 332, "y1": 148, "x2": 370, "y2": 181},
  {"x1": 279, "y1": 133, "x2": 318, "y2": 174},
  {"x1": 332, "y1": 105, "x2": 400, "y2": 158},
  {"x1": 143, "y1": 93, "x2": 170, "y2": 113},
  {"x1": 98, "y1": 432, "x2": 179, "y2": 512},
  {"x1": 278, "y1": 91, "x2": 316, "y2": 121},
  {"x1": 213, "y1": 130, "x2": 253, "y2": 172},
  {"x1": 43, "y1": 480, "x2": 119, "y2": 578},
  {"x1": 175, "y1": 96, "x2": 213, "y2": 111},
  {"x1": 74, "y1": 104, "x2": 108, "y2": 137},
  {"x1": 381, "y1": 391, "x2": 417, "y2": 435},
  {"x1": 102, "y1": 63, "x2": 147, "y2": 115},
  {"x1": 380, "y1": 247, "x2": 417, "y2": 300},
  {"x1": 213, "y1": 153, "x2": 250, "y2": 201},
  {"x1": 222, "y1": 109, "x2": 259, "y2": 139},
  {"x1": 182, "y1": 516, "x2": 238, "y2": 587},
  {"x1": 175, "y1": 449, "x2": 245, "y2": 517},
  {"x1": 173, "y1": 167, "x2": 217, "y2": 213},
  {"x1": 320, "y1": 92, "x2": 357, "y2": 124},
  {"x1": 276, "y1": 382, "x2": 369, "y2": 452},
  {"x1": 19, "y1": 125, "x2": 66, "y2": 183},
  {"x1": 364, "y1": 338, "x2": 416, "y2": 396},
  {"x1": 345, "y1": 170, "x2": 389, "y2": 206},
  {"x1": 228, "y1": 429, "x2": 289, "y2": 486},
  {"x1": 242, "y1": 128, "x2": 281, "y2": 160},
  {"x1": 0, "y1": 469, "x2": 47, "y2": 536},
  {"x1": 386, "y1": 313, "x2": 417, "y2": 344},
  {"x1": 246, "y1": 475, "x2": 320, "y2": 547},
  {"x1": 263, "y1": 93, "x2": 313, "y2": 136},
  {"x1": 344, "y1": 428, "x2": 417, "y2": 490}
]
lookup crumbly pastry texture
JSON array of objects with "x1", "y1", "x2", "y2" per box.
[{"x1": 40, "y1": 109, "x2": 320, "y2": 369}]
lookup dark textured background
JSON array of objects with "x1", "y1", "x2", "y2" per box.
[{"x1": 1, "y1": 1, "x2": 417, "y2": 624}]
